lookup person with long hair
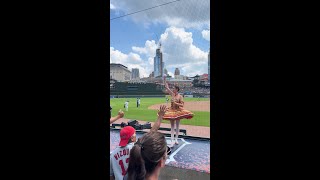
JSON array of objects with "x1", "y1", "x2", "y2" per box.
[
  {"x1": 125, "y1": 105, "x2": 168, "y2": 180},
  {"x1": 163, "y1": 76, "x2": 194, "y2": 147}
]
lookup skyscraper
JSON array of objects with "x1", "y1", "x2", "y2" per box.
[
  {"x1": 131, "y1": 68, "x2": 140, "y2": 80},
  {"x1": 174, "y1": 68, "x2": 180, "y2": 76},
  {"x1": 162, "y1": 62, "x2": 165, "y2": 76},
  {"x1": 208, "y1": 49, "x2": 210, "y2": 82},
  {"x1": 154, "y1": 44, "x2": 163, "y2": 78}
]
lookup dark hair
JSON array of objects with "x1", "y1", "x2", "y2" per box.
[
  {"x1": 174, "y1": 85, "x2": 180, "y2": 92},
  {"x1": 127, "y1": 132, "x2": 167, "y2": 180},
  {"x1": 110, "y1": 106, "x2": 112, "y2": 119}
]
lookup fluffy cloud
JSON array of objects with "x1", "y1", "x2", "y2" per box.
[
  {"x1": 168, "y1": 72, "x2": 174, "y2": 77},
  {"x1": 157, "y1": 27, "x2": 208, "y2": 76},
  {"x1": 110, "y1": 47, "x2": 143, "y2": 64},
  {"x1": 202, "y1": 29, "x2": 210, "y2": 41},
  {"x1": 132, "y1": 40, "x2": 157, "y2": 57},
  {"x1": 110, "y1": 0, "x2": 210, "y2": 29},
  {"x1": 110, "y1": 47, "x2": 152, "y2": 78},
  {"x1": 110, "y1": 27, "x2": 209, "y2": 77},
  {"x1": 110, "y1": 3, "x2": 115, "y2": 9}
]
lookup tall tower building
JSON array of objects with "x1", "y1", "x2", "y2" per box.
[
  {"x1": 208, "y1": 49, "x2": 210, "y2": 82},
  {"x1": 162, "y1": 62, "x2": 165, "y2": 76},
  {"x1": 174, "y1": 68, "x2": 181, "y2": 79},
  {"x1": 154, "y1": 44, "x2": 163, "y2": 78},
  {"x1": 131, "y1": 68, "x2": 140, "y2": 80},
  {"x1": 174, "y1": 68, "x2": 180, "y2": 76}
]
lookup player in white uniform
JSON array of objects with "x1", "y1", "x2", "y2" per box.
[
  {"x1": 124, "y1": 101, "x2": 129, "y2": 111},
  {"x1": 110, "y1": 126, "x2": 136, "y2": 180}
]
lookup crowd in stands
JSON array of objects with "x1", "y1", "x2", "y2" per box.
[{"x1": 179, "y1": 87, "x2": 210, "y2": 94}]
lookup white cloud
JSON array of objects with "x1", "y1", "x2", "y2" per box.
[
  {"x1": 131, "y1": 46, "x2": 147, "y2": 54},
  {"x1": 110, "y1": 27, "x2": 209, "y2": 77},
  {"x1": 168, "y1": 72, "x2": 174, "y2": 77},
  {"x1": 110, "y1": 47, "x2": 151, "y2": 78},
  {"x1": 110, "y1": 3, "x2": 115, "y2": 9},
  {"x1": 157, "y1": 27, "x2": 208, "y2": 76},
  {"x1": 132, "y1": 40, "x2": 157, "y2": 57},
  {"x1": 202, "y1": 29, "x2": 210, "y2": 41},
  {"x1": 110, "y1": 47, "x2": 143, "y2": 65},
  {"x1": 110, "y1": 0, "x2": 210, "y2": 29}
]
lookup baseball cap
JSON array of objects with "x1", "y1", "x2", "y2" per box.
[{"x1": 119, "y1": 126, "x2": 136, "y2": 146}]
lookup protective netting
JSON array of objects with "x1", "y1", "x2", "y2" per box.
[{"x1": 110, "y1": 0, "x2": 210, "y2": 138}]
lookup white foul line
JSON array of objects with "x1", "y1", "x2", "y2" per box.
[{"x1": 165, "y1": 138, "x2": 191, "y2": 164}]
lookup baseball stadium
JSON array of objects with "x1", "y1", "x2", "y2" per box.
[
  {"x1": 110, "y1": 0, "x2": 210, "y2": 179},
  {"x1": 110, "y1": 80, "x2": 211, "y2": 179}
]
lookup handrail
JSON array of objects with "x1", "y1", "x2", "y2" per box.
[{"x1": 110, "y1": 123, "x2": 187, "y2": 135}]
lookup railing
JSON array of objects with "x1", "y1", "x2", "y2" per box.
[
  {"x1": 110, "y1": 123, "x2": 187, "y2": 135},
  {"x1": 110, "y1": 94, "x2": 166, "y2": 98}
]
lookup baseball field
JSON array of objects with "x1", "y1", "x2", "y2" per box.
[{"x1": 110, "y1": 97, "x2": 210, "y2": 127}]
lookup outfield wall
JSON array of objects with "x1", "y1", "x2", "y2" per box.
[
  {"x1": 110, "y1": 82, "x2": 165, "y2": 96},
  {"x1": 110, "y1": 95, "x2": 166, "y2": 98},
  {"x1": 110, "y1": 94, "x2": 210, "y2": 98},
  {"x1": 193, "y1": 93, "x2": 210, "y2": 98}
]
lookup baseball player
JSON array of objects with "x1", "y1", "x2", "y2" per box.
[{"x1": 124, "y1": 101, "x2": 129, "y2": 111}]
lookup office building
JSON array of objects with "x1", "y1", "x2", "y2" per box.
[{"x1": 110, "y1": 63, "x2": 131, "y2": 82}]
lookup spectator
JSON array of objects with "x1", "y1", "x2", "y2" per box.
[
  {"x1": 125, "y1": 105, "x2": 168, "y2": 180},
  {"x1": 110, "y1": 126, "x2": 136, "y2": 180},
  {"x1": 110, "y1": 107, "x2": 124, "y2": 124}
]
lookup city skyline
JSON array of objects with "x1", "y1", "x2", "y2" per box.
[
  {"x1": 110, "y1": 0, "x2": 210, "y2": 78},
  {"x1": 110, "y1": 44, "x2": 210, "y2": 78},
  {"x1": 111, "y1": 62, "x2": 208, "y2": 79}
]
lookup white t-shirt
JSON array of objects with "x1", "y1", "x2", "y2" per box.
[
  {"x1": 110, "y1": 143, "x2": 134, "y2": 180},
  {"x1": 125, "y1": 102, "x2": 128, "y2": 107}
]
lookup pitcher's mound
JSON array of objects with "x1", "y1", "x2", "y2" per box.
[{"x1": 148, "y1": 101, "x2": 210, "y2": 112}]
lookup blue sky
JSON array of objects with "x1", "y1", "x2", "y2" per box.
[
  {"x1": 110, "y1": 0, "x2": 210, "y2": 77},
  {"x1": 110, "y1": 13, "x2": 166, "y2": 54}
]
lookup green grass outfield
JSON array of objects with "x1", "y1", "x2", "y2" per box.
[{"x1": 110, "y1": 97, "x2": 210, "y2": 127}]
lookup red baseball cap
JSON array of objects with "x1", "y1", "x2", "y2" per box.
[{"x1": 119, "y1": 126, "x2": 136, "y2": 146}]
